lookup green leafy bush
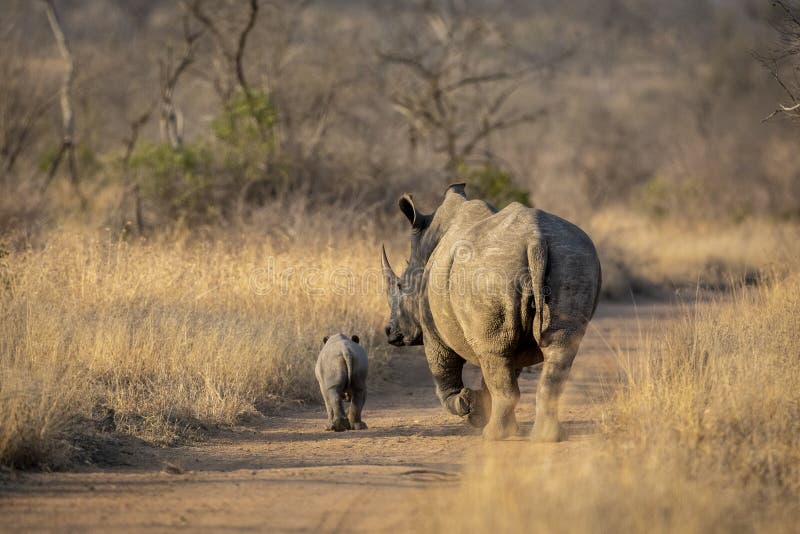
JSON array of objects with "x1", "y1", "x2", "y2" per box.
[
  {"x1": 458, "y1": 162, "x2": 530, "y2": 208},
  {"x1": 211, "y1": 90, "x2": 277, "y2": 184},
  {"x1": 129, "y1": 143, "x2": 217, "y2": 224},
  {"x1": 37, "y1": 144, "x2": 100, "y2": 174}
]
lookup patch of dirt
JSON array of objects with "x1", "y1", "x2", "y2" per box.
[
  {"x1": 70, "y1": 429, "x2": 156, "y2": 469},
  {"x1": 0, "y1": 301, "x2": 676, "y2": 533}
]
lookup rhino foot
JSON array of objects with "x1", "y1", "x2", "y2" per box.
[
  {"x1": 330, "y1": 418, "x2": 351, "y2": 432},
  {"x1": 350, "y1": 421, "x2": 368, "y2": 430},
  {"x1": 482, "y1": 420, "x2": 520, "y2": 441},
  {"x1": 452, "y1": 388, "x2": 473, "y2": 416},
  {"x1": 531, "y1": 419, "x2": 562, "y2": 443},
  {"x1": 467, "y1": 411, "x2": 488, "y2": 428},
  {"x1": 466, "y1": 390, "x2": 491, "y2": 428},
  {"x1": 442, "y1": 388, "x2": 475, "y2": 417}
]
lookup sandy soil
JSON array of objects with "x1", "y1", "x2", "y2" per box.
[{"x1": 0, "y1": 300, "x2": 676, "y2": 533}]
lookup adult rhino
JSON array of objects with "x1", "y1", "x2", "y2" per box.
[{"x1": 382, "y1": 183, "x2": 601, "y2": 442}]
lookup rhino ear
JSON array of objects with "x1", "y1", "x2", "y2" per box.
[
  {"x1": 445, "y1": 183, "x2": 467, "y2": 199},
  {"x1": 351, "y1": 335, "x2": 360, "y2": 344},
  {"x1": 399, "y1": 194, "x2": 419, "y2": 227},
  {"x1": 323, "y1": 336, "x2": 329, "y2": 345}
]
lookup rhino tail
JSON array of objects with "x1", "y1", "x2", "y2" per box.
[
  {"x1": 342, "y1": 349, "x2": 354, "y2": 388},
  {"x1": 590, "y1": 260, "x2": 602, "y2": 320},
  {"x1": 528, "y1": 241, "x2": 549, "y2": 348}
]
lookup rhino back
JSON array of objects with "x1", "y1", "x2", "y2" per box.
[
  {"x1": 318, "y1": 334, "x2": 368, "y2": 387},
  {"x1": 423, "y1": 203, "x2": 600, "y2": 361},
  {"x1": 317, "y1": 335, "x2": 349, "y2": 388}
]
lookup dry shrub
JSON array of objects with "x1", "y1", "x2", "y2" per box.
[
  {"x1": 430, "y1": 271, "x2": 800, "y2": 533},
  {"x1": 0, "y1": 364, "x2": 87, "y2": 469},
  {"x1": 0, "y1": 212, "x2": 391, "y2": 466},
  {"x1": 593, "y1": 238, "x2": 659, "y2": 300},
  {"x1": 615, "y1": 271, "x2": 800, "y2": 498}
]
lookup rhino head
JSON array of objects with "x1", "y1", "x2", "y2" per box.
[
  {"x1": 382, "y1": 184, "x2": 468, "y2": 347},
  {"x1": 381, "y1": 193, "x2": 432, "y2": 347}
]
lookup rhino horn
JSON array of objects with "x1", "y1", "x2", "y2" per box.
[{"x1": 381, "y1": 244, "x2": 398, "y2": 286}]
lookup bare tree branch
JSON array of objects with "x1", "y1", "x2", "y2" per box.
[
  {"x1": 40, "y1": 0, "x2": 86, "y2": 209},
  {"x1": 774, "y1": 0, "x2": 800, "y2": 28},
  {"x1": 462, "y1": 109, "x2": 546, "y2": 158},
  {"x1": 759, "y1": 1, "x2": 800, "y2": 121},
  {"x1": 235, "y1": 0, "x2": 259, "y2": 96},
  {"x1": 159, "y1": 15, "x2": 203, "y2": 148},
  {"x1": 115, "y1": 109, "x2": 152, "y2": 235},
  {"x1": 0, "y1": 49, "x2": 56, "y2": 180},
  {"x1": 123, "y1": 110, "x2": 152, "y2": 167},
  {"x1": 182, "y1": 0, "x2": 229, "y2": 56},
  {"x1": 441, "y1": 70, "x2": 520, "y2": 92},
  {"x1": 183, "y1": 0, "x2": 260, "y2": 100},
  {"x1": 379, "y1": 1, "x2": 557, "y2": 176},
  {"x1": 377, "y1": 51, "x2": 436, "y2": 80}
]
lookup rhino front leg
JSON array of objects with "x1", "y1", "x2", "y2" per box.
[
  {"x1": 532, "y1": 340, "x2": 579, "y2": 442},
  {"x1": 480, "y1": 357, "x2": 521, "y2": 441}
]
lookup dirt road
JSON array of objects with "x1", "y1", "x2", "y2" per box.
[{"x1": 0, "y1": 301, "x2": 675, "y2": 533}]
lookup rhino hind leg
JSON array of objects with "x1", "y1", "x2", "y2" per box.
[
  {"x1": 532, "y1": 339, "x2": 580, "y2": 442},
  {"x1": 325, "y1": 387, "x2": 351, "y2": 432},
  {"x1": 348, "y1": 388, "x2": 367, "y2": 430},
  {"x1": 319, "y1": 383, "x2": 335, "y2": 431},
  {"x1": 480, "y1": 358, "x2": 521, "y2": 441}
]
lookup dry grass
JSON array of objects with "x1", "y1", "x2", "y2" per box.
[
  {"x1": 588, "y1": 208, "x2": 800, "y2": 299},
  {"x1": 430, "y1": 271, "x2": 800, "y2": 533},
  {"x1": 1, "y1": 200, "x2": 797, "y2": 478},
  {"x1": 0, "y1": 218, "x2": 391, "y2": 468}
]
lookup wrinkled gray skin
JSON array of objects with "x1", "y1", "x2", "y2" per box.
[
  {"x1": 382, "y1": 184, "x2": 601, "y2": 442},
  {"x1": 315, "y1": 334, "x2": 368, "y2": 432}
]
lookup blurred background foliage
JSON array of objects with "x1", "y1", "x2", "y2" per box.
[{"x1": 0, "y1": 0, "x2": 797, "y2": 235}]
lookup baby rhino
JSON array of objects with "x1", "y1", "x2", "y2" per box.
[{"x1": 315, "y1": 334, "x2": 368, "y2": 431}]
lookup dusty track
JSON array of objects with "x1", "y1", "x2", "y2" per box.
[{"x1": 0, "y1": 301, "x2": 676, "y2": 532}]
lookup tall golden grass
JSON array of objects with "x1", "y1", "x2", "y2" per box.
[
  {"x1": 0, "y1": 222, "x2": 391, "y2": 467},
  {"x1": 589, "y1": 208, "x2": 800, "y2": 298},
  {"x1": 431, "y1": 271, "x2": 800, "y2": 533},
  {"x1": 1, "y1": 206, "x2": 797, "y2": 476}
]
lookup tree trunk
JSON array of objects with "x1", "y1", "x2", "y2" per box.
[{"x1": 42, "y1": 0, "x2": 86, "y2": 209}]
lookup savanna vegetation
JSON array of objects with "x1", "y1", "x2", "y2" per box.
[
  {"x1": 431, "y1": 272, "x2": 800, "y2": 533},
  {"x1": 0, "y1": 211, "x2": 391, "y2": 467},
  {"x1": 0, "y1": 5, "x2": 799, "y2": 532}
]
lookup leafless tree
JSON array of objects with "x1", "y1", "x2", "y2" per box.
[
  {"x1": 114, "y1": 110, "x2": 151, "y2": 234},
  {"x1": 0, "y1": 46, "x2": 52, "y2": 183},
  {"x1": 260, "y1": 0, "x2": 313, "y2": 82},
  {"x1": 39, "y1": 0, "x2": 86, "y2": 209},
  {"x1": 759, "y1": 0, "x2": 800, "y2": 121},
  {"x1": 184, "y1": 0, "x2": 340, "y2": 185},
  {"x1": 159, "y1": 15, "x2": 203, "y2": 149},
  {"x1": 182, "y1": 0, "x2": 260, "y2": 101},
  {"x1": 379, "y1": 0, "x2": 567, "y2": 176},
  {"x1": 257, "y1": 0, "x2": 319, "y2": 161}
]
